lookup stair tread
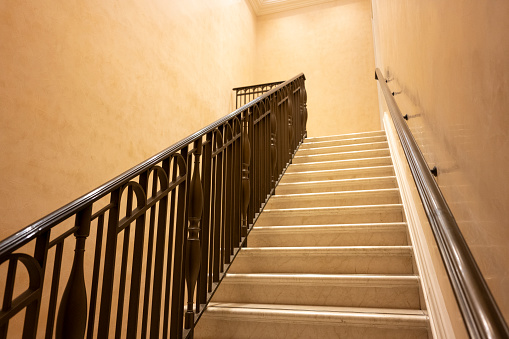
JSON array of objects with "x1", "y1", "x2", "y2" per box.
[
  {"x1": 281, "y1": 165, "x2": 394, "y2": 176},
  {"x1": 288, "y1": 156, "x2": 392, "y2": 168},
  {"x1": 205, "y1": 302, "x2": 428, "y2": 326},
  {"x1": 277, "y1": 175, "x2": 396, "y2": 186},
  {"x1": 294, "y1": 148, "x2": 390, "y2": 159},
  {"x1": 240, "y1": 246, "x2": 413, "y2": 255},
  {"x1": 297, "y1": 141, "x2": 389, "y2": 153},
  {"x1": 269, "y1": 188, "x2": 400, "y2": 198},
  {"x1": 223, "y1": 273, "x2": 419, "y2": 286},
  {"x1": 263, "y1": 203, "x2": 403, "y2": 212},
  {"x1": 253, "y1": 222, "x2": 407, "y2": 231}
]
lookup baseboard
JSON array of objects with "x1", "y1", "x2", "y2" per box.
[{"x1": 383, "y1": 112, "x2": 455, "y2": 339}]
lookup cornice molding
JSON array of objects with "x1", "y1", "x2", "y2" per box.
[{"x1": 246, "y1": 0, "x2": 337, "y2": 16}]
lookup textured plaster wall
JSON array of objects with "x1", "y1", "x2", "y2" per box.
[
  {"x1": 372, "y1": 0, "x2": 509, "y2": 325},
  {"x1": 255, "y1": 0, "x2": 380, "y2": 137},
  {"x1": 0, "y1": 0, "x2": 256, "y2": 239}
]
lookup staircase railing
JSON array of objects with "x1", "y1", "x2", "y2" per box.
[
  {"x1": 0, "y1": 73, "x2": 307, "y2": 339},
  {"x1": 375, "y1": 68, "x2": 509, "y2": 338},
  {"x1": 233, "y1": 80, "x2": 284, "y2": 109}
]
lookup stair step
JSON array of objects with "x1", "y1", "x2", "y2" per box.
[
  {"x1": 266, "y1": 189, "x2": 401, "y2": 209},
  {"x1": 195, "y1": 303, "x2": 429, "y2": 339},
  {"x1": 300, "y1": 135, "x2": 387, "y2": 149},
  {"x1": 249, "y1": 222, "x2": 408, "y2": 246},
  {"x1": 213, "y1": 273, "x2": 420, "y2": 309},
  {"x1": 279, "y1": 165, "x2": 395, "y2": 183},
  {"x1": 229, "y1": 246, "x2": 414, "y2": 274},
  {"x1": 293, "y1": 148, "x2": 390, "y2": 164},
  {"x1": 255, "y1": 204, "x2": 404, "y2": 226},
  {"x1": 296, "y1": 141, "x2": 389, "y2": 156},
  {"x1": 275, "y1": 176, "x2": 398, "y2": 195},
  {"x1": 305, "y1": 130, "x2": 386, "y2": 142},
  {"x1": 285, "y1": 156, "x2": 393, "y2": 172}
]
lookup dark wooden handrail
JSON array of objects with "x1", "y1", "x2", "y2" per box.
[
  {"x1": 0, "y1": 73, "x2": 304, "y2": 261},
  {"x1": 0, "y1": 73, "x2": 307, "y2": 339},
  {"x1": 375, "y1": 68, "x2": 509, "y2": 338}
]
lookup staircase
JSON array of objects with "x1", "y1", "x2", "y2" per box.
[{"x1": 194, "y1": 130, "x2": 430, "y2": 338}]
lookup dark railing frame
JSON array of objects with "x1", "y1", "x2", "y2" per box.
[
  {"x1": 233, "y1": 80, "x2": 284, "y2": 109},
  {"x1": 0, "y1": 73, "x2": 307, "y2": 339},
  {"x1": 375, "y1": 68, "x2": 509, "y2": 338}
]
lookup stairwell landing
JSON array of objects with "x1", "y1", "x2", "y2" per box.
[{"x1": 194, "y1": 130, "x2": 430, "y2": 338}]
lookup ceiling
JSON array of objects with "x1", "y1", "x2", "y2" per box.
[{"x1": 246, "y1": 0, "x2": 338, "y2": 16}]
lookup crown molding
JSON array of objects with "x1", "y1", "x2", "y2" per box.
[{"x1": 246, "y1": 0, "x2": 337, "y2": 16}]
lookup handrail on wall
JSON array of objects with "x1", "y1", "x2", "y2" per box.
[
  {"x1": 0, "y1": 73, "x2": 307, "y2": 339},
  {"x1": 375, "y1": 68, "x2": 509, "y2": 338}
]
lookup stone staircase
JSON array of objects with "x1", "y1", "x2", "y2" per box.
[{"x1": 195, "y1": 130, "x2": 430, "y2": 338}]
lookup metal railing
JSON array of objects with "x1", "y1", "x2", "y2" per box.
[
  {"x1": 375, "y1": 68, "x2": 509, "y2": 338},
  {"x1": 233, "y1": 80, "x2": 284, "y2": 109},
  {"x1": 0, "y1": 73, "x2": 307, "y2": 339}
]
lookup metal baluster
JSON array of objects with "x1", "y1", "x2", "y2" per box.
[
  {"x1": 242, "y1": 112, "x2": 251, "y2": 239},
  {"x1": 55, "y1": 205, "x2": 93, "y2": 339},
  {"x1": 270, "y1": 100, "x2": 278, "y2": 188},
  {"x1": 185, "y1": 139, "x2": 204, "y2": 332}
]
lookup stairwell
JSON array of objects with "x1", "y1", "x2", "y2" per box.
[{"x1": 194, "y1": 130, "x2": 430, "y2": 338}]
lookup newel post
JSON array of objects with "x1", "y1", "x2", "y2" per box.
[
  {"x1": 185, "y1": 139, "x2": 204, "y2": 330},
  {"x1": 55, "y1": 205, "x2": 93, "y2": 339},
  {"x1": 241, "y1": 113, "x2": 251, "y2": 238}
]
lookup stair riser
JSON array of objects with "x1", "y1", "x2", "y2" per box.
[
  {"x1": 293, "y1": 149, "x2": 390, "y2": 164},
  {"x1": 230, "y1": 254, "x2": 413, "y2": 274},
  {"x1": 275, "y1": 178, "x2": 397, "y2": 195},
  {"x1": 296, "y1": 141, "x2": 389, "y2": 156},
  {"x1": 266, "y1": 191, "x2": 401, "y2": 209},
  {"x1": 255, "y1": 208, "x2": 404, "y2": 226},
  {"x1": 248, "y1": 228, "x2": 408, "y2": 247},
  {"x1": 300, "y1": 135, "x2": 387, "y2": 149},
  {"x1": 212, "y1": 283, "x2": 420, "y2": 309},
  {"x1": 285, "y1": 157, "x2": 392, "y2": 172},
  {"x1": 279, "y1": 166, "x2": 394, "y2": 183}
]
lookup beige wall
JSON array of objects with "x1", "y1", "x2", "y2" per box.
[
  {"x1": 372, "y1": 0, "x2": 509, "y2": 325},
  {"x1": 0, "y1": 0, "x2": 256, "y2": 238},
  {"x1": 255, "y1": 0, "x2": 380, "y2": 137}
]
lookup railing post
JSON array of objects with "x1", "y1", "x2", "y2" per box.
[
  {"x1": 270, "y1": 102, "x2": 277, "y2": 187},
  {"x1": 55, "y1": 204, "x2": 92, "y2": 339},
  {"x1": 301, "y1": 78, "x2": 308, "y2": 138},
  {"x1": 185, "y1": 139, "x2": 204, "y2": 332},
  {"x1": 242, "y1": 112, "x2": 251, "y2": 238},
  {"x1": 287, "y1": 89, "x2": 294, "y2": 160}
]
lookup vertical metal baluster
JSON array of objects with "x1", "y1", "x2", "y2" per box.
[
  {"x1": 213, "y1": 133, "x2": 223, "y2": 282},
  {"x1": 170, "y1": 147, "x2": 188, "y2": 339},
  {"x1": 115, "y1": 186, "x2": 133, "y2": 339},
  {"x1": 270, "y1": 100, "x2": 278, "y2": 189},
  {"x1": 0, "y1": 258, "x2": 17, "y2": 339},
  {"x1": 97, "y1": 189, "x2": 121, "y2": 337},
  {"x1": 161, "y1": 157, "x2": 174, "y2": 339},
  {"x1": 86, "y1": 213, "x2": 105, "y2": 339},
  {"x1": 185, "y1": 139, "x2": 204, "y2": 334},
  {"x1": 302, "y1": 78, "x2": 308, "y2": 138},
  {"x1": 141, "y1": 172, "x2": 158, "y2": 338},
  {"x1": 55, "y1": 205, "x2": 93, "y2": 339},
  {"x1": 45, "y1": 241, "x2": 64, "y2": 339},
  {"x1": 223, "y1": 129, "x2": 232, "y2": 265},
  {"x1": 242, "y1": 111, "x2": 251, "y2": 239},
  {"x1": 199, "y1": 132, "x2": 213, "y2": 305}
]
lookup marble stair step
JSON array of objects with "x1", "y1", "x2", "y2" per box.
[
  {"x1": 266, "y1": 189, "x2": 401, "y2": 209},
  {"x1": 296, "y1": 141, "x2": 389, "y2": 156},
  {"x1": 248, "y1": 222, "x2": 408, "y2": 247},
  {"x1": 304, "y1": 130, "x2": 386, "y2": 143},
  {"x1": 229, "y1": 246, "x2": 414, "y2": 274},
  {"x1": 279, "y1": 165, "x2": 395, "y2": 183},
  {"x1": 213, "y1": 273, "x2": 421, "y2": 309},
  {"x1": 195, "y1": 303, "x2": 429, "y2": 339},
  {"x1": 255, "y1": 204, "x2": 404, "y2": 226},
  {"x1": 300, "y1": 134, "x2": 387, "y2": 149},
  {"x1": 292, "y1": 148, "x2": 390, "y2": 164},
  {"x1": 285, "y1": 156, "x2": 393, "y2": 172},
  {"x1": 275, "y1": 176, "x2": 398, "y2": 195}
]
